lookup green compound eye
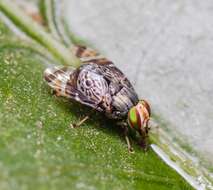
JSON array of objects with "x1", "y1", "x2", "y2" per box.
[
  {"x1": 129, "y1": 107, "x2": 137, "y2": 123},
  {"x1": 128, "y1": 107, "x2": 140, "y2": 130}
]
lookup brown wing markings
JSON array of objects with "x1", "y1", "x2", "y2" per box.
[
  {"x1": 71, "y1": 45, "x2": 115, "y2": 66},
  {"x1": 72, "y1": 45, "x2": 100, "y2": 58},
  {"x1": 44, "y1": 72, "x2": 56, "y2": 83},
  {"x1": 83, "y1": 58, "x2": 113, "y2": 65}
]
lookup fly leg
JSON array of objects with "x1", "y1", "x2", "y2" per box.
[
  {"x1": 71, "y1": 99, "x2": 105, "y2": 128},
  {"x1": 52, "y1": 89, "x2": 62, "y2": 97},
  {"x1": 117, "y1": 121, "x2": 134, "y2": 153},
  {"x1": 138, "y1": 127, "x2": 150, "y2": 151},
  {"x1": 124, "y1": 127, "x2": 134, "y2": 153},
  {"x1": 70, "y1": 106, "x2": 99, "y2": 128},
  {"x1": 70, "y1": 116, "x2": 89, "y2": 128}
]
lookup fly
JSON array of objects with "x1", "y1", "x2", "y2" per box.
[{"x1": 44, "y1": 45, "x2": 151, "y2": 152}]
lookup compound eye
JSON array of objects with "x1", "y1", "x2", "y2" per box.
[{"x1": 127, "y1": 107, "x2": 140, "y2": 130}]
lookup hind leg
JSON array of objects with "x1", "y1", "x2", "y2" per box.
[
  {"x1": 52, "y1": 89, "x2": 63, "y2": 97},
  {"x1": 70, "y1": 116, "x2": 89, "y2": 128}
]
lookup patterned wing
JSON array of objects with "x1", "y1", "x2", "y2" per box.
[
  {"x1": 44, "y1": 66, "x2": 104, "y2": 111},
  {"x1": 71, "y1": 45, "x2": 135, "y2": 90}
]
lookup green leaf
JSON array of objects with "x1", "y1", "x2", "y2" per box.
[{"x1": 0, "y1": 19, "x2": 194, "y2": 190}]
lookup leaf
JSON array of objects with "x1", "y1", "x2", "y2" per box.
[{"x1": 0, "y1": 18, "x2": 194, "y2": 190}]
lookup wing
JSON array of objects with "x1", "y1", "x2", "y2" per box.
[
  {"x1": 71, "y1": 45, "x2": 135, "y2": 91},
  {"x1": 44, "y1": 66, "x2": 104, "y2": 111}
]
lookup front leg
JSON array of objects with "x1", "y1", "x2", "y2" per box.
[
  {"x1": 117, "y1": 121, "x2": 134, "y2": 153},
  {"x1": 138, "y1": 129, "x2": 149, "y2": 151}
]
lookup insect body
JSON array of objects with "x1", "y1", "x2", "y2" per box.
[{"x1": 44, "y1": 46, "x2": 151, "y2": 151}]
